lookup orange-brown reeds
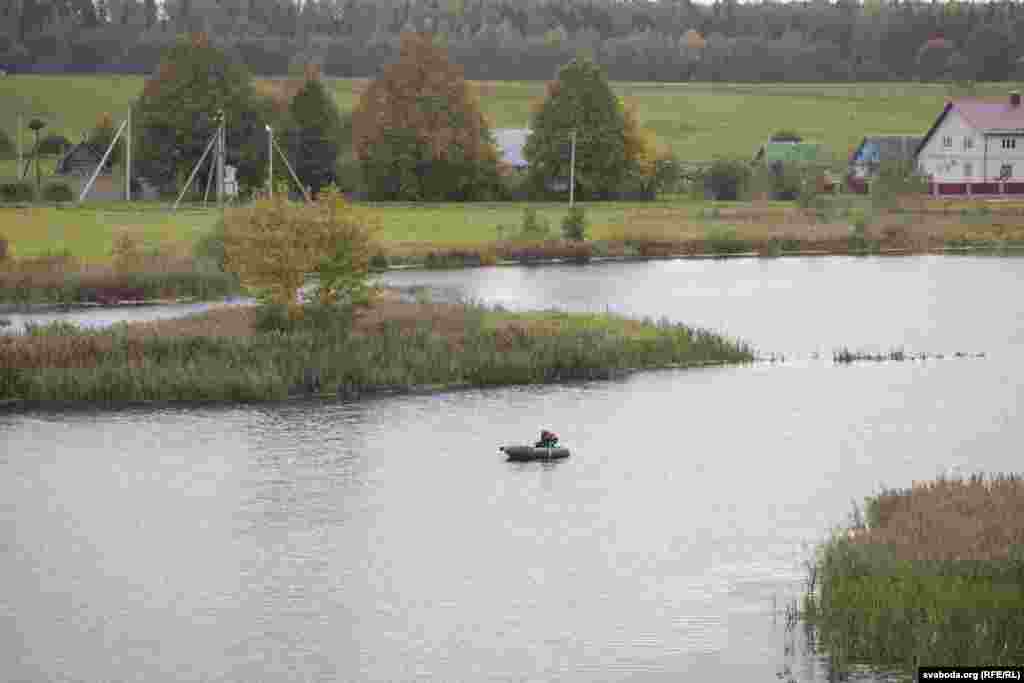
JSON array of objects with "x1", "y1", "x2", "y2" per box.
[{"x1": 849, "y1": 474, "x2": 1024, "y2": 563}]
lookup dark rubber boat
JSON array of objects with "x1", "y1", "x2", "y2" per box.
[{"x1": 500, "y1": 445, "x2": 571, "y2": 462}]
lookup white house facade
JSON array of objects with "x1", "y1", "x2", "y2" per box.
[{"x1": 915, "y1": 92, "x2": 1024, "y2": 195}]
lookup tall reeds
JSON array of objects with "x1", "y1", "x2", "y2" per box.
[
  {"x1": 804, "y1": 473, "x2": 1024, "y2": 675},
  {"x1": 0, "y1": 300, "x2": 753, "y2": 405}
]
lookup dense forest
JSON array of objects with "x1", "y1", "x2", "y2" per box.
[{"x1": 2, "y1": 0, "x2": 1024, "y2": 82}]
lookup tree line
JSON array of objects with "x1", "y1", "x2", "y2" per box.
[{"x1": 3, "y1": 0, "x2": 1024, "y2": 82}]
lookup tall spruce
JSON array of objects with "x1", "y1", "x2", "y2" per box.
[{"x1": 288, "y1": 64, "x2": 344, "y2": 195}]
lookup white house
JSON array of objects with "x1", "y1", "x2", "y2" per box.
[{"x1": 915, "y1": 91, "x2": 1024, "y2": 195}]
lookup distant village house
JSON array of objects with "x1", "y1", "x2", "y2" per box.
[
  {"x1": 847, "y1": 135, "x2": 921, "y2": 194},
  {"x1": 915, "y1": 92, "x2": 1024, "y2": 196}
]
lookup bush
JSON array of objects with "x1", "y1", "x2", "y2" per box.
[
  {"x1": 561, "y1": 206, "x2": 588, "y2": 241},
  {"x1": 0, "y1": 129, "x2": 15, "y2": 159},
  {"x1": 0, "y1": 235, "x2": 8, "y2": 260},
  {"x1": 42, "y1": 182, "x2": 73, "y2": 202},
  {"x1": 770, "y1": 162, "x2": 803, "y2": 201},
  {"x1": 705, "y1": 225, "x2": 752, "y2": 255},
  {"x1": 871, "y1": 161, "x2": 928, "y2": 208},
  {"x1": 705, "y1": 159, "x2": 751, "y2": 201},
  {"x1": 224, "y1": 186, "x2": 379, "y2": 313},
  {"x1": 519, "y1": 208, "x2": 551, "y2": 240},
  {"x1": 37, "y1": 134, "x2": 71, "y2": 156},
  {"x1": 0, "y1": 181, "x2": 34, "y2": 203},
  {"x1": 193, "y1": 219, "x2": 228, "y2": 272}
]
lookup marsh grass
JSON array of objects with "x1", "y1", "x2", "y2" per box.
[
  {"x1": 0, "y1": 296, "x2": 753, "y2": 405},
  {"x1": 804, "y1": 473, "x2": 1024, "y2": 675},
  {"x1": 0, "y1": 250, "x2": 238, "y2": 306}
]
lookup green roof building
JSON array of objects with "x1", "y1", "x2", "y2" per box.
[{"x1": 753, "y1": 141, "x2": 832, "y2": 166}]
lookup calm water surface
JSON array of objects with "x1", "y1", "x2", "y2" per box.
[{"x1": 2, "y1": 257, "x2": 1022, "y2": 682}]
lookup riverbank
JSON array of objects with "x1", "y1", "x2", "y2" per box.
[
  {"x1": 0, "y1": 290, "x2": 753, "y2": 409},
  {"x1": 6, "y1": 199, "x2": 1024, "y2": 277},
  {"x1": 803, "y1": 473, "x2": 1024, "y2": 675}
]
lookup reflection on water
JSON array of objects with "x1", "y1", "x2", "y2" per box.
[{"x1": 2, "y1": 257, "x2": 1024, "y2": 680}]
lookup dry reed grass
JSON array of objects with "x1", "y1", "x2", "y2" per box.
[{"x1": 849, "y1": 474, "x2": 1024, "y2": 563}]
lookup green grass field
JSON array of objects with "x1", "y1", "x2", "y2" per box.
[
  {"x1": 0, "y1": 198, "x2": 710, "y2": 261},
  {"x1": 5, "y1": 74, "x2": 1024, "y2": 173}
]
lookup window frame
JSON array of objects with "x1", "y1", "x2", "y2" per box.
[{"x1": 942, "y1": 135, "x2": 953, "y2": 149}]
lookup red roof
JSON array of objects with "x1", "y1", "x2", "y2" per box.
[
  {"x1": 916, "y1": 95, "x2": 1024, "y2": 159},
  {"x1": 951, "y1": 97, "x2": 1024, "y2": 132}
]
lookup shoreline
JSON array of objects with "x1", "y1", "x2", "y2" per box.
[{"x1": 5, "y1": 245, "x2": 1021, "y2": 313}]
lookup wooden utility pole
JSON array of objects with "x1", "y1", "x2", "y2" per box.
[
  {"x1": 125, "y1": 104, "x2": 131, "y2": 201},
  {"x1": 569, "y1": 129, "x2": 577, "y2": 208},
  {"x1": 16, "y1": 112, "x2": 22, "y2": 179}
]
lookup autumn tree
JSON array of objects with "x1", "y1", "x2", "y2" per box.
[
  {"x1": 133, "y1": 32, "x2": 272, "y2": 194},
  {"x1": 351, "y1": 31, "x2": 501, "y2": 201},
  {"x1": 621, "y1": 97, "x2": 678, "y2": 197},
  {"x1": 223, "y1": 186, "x2": 380, "y2": 315}
]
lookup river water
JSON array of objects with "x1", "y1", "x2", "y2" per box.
[{"x1": 2, "y1": 256, "x2": 1022, "y2": 682}]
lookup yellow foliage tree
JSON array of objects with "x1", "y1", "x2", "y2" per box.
[
  {"x1": 621, "y1": 97, "x2": 674, "y2": 193},
  {"x1": 223, "y1": 186, "x2": 380, "y2": 314}
]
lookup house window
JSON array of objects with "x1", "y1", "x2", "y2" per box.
[
  {"x1": 1000, "y1": 164, "x2": 1014, "y2": 180},
  {"x1": 964, "y1": 162, "x2": 973, "y2": 178},
  {"x1": 1003, "y1": 138, "x2": 1018, "y2": 150},
  {"x1": 942, "y1": 135, "x2": 953, "y2": 149},
  {"x1": 963, "y1": 137, "x2": 974, "y2": 151}
]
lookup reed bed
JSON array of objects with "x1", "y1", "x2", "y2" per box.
[
  {"x1": 804, "y1": 473, "x2": 1024, "y2": 675},
  {"x1": 0, "y1": 248, "x2": 238, "y2": 306},
  {"x1": 0, "y1": 297, "x2": 753, "y2": 405},
  {"x1": 832, "y1": 348, "x2": 986, "y2": 363}
]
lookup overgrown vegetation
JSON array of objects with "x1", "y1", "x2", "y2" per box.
[
  {"x1": 351, "y1": 32, "x2": 502, "y2": 201},
  {"x1": 803, "y1": 473, "x2": 1024, "y2": 676},
  {"x1": 0, "y1": 296, "x2": 753, "y2": 405},
  {"x1": 223, "y1": 186, "x2": 379, "y2": 313},
  {"x1": 0, "y1": 181, "x2": 35, "y2": 203}
]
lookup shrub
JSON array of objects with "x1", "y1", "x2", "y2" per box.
[
  {"x1": 770, "y1": 162, "x2": 803, "y2": 201},
  {"x1": 224, "y1": 186, "x2": 379, "y2": 314},
  {"x1": 37, "y1": 134, "x2": 71, "y2": 156},
  {"x1": 0, "y1": 235, "x2": 8, "y2": 261},
  {"x1": 705, "y1": 159, "x2": 751, "y2": 201},
  {"x1": 0, "y1": 129, "x2": 16, "y2": 159},
  {"x1": 871, "y1": 161, "x2": 928, "y2": 208},
  {"x1": 561, "y1": 206, "x2": 588, "y2": 241},
  {"x1": 519, "y1": 208, "x2": 551, "y2": 239},
  {"x1": 0, "y1": 181, "x2": 35, "y2": 203},
  {"x1": 705, "y1": 225, "x2": 751, "y2": 255},
  {"x1": 42, "y1": 182, "x2": 74, "y2": 202},
  {"x1": 193, "y1": 219, "x2": 229, "y2": 272}
]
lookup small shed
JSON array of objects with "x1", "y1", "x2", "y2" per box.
[
  {"x1": 753, "y1": 141, "x2": 832, "y2": 167},
  {"x1": 55, "y1": 141, "x2": 112, "y2": 177},
  {"x1": 493, "y1": 128, "x2": 530, "y2": 172},
  {"x1": 847, "y1": 135, "x2": 922, "y2": 193}
]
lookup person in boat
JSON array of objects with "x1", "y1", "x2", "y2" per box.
[{"x1": 536, "y1": 430, "x2": 559, "y2": 448}]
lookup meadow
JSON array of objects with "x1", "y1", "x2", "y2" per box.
[{"x1": 5, "y1": 74, "x2": 1024, "y2": 170}]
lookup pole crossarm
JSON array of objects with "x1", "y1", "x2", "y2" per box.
[{"x1": 79, "y1": 118, "x2": 129, "y2": 202}]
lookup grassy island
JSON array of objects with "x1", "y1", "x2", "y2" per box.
[
  {"x1": 804, "y1": 473, "x2": 1024, "y2": 676},
  {"x1": 0, "y1": 290, "x2": 752, "y2": 408}
]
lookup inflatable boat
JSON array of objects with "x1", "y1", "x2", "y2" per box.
[{"x1": 500, "y1": 445, "x2": 571, "y2": 462}]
